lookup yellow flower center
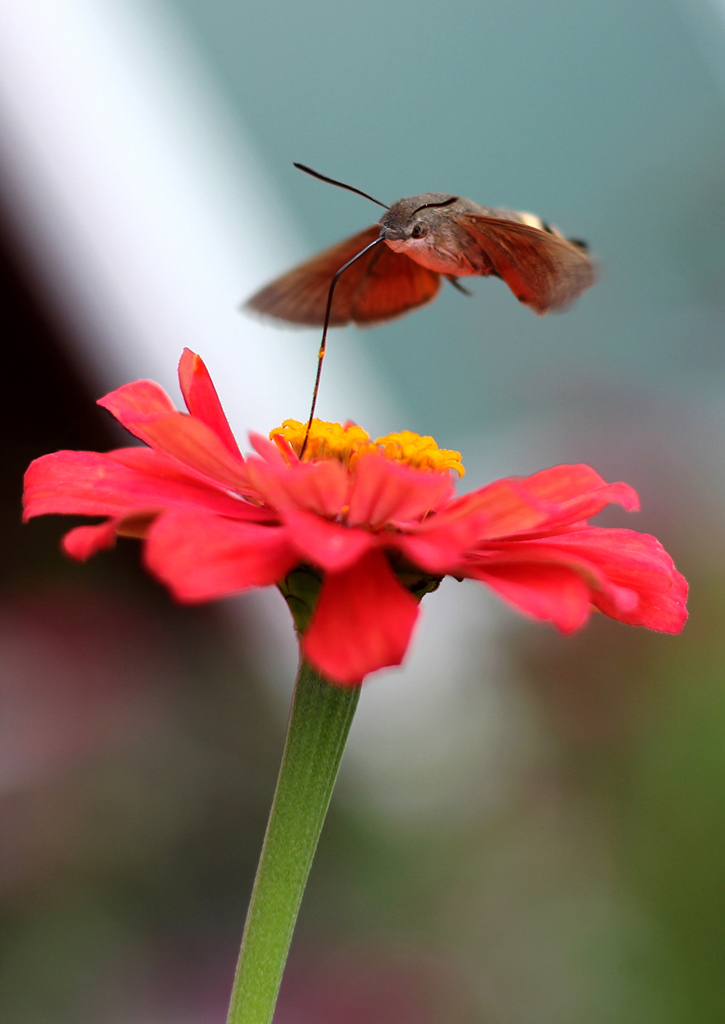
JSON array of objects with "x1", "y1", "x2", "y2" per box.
[
  {"x1": 270, "y1": 419, "x2": 465, "y2": 477},
  {"x1": 375, "y1": 430, "x2": 464, "y2": 476}
]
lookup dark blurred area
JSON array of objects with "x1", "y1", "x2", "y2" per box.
[
  {"x1": 0, "y1": 207, "x2": 283, "y2": 1022},
  {"x1": 1, "y1": 1, "x2": 725, "y2": 1022}
]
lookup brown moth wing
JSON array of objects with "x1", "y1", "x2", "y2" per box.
[
  {"x1": 246, "y1": 225, "x2": 381, "y2": 326},
  {"x1": 462, "y1": 213, "x2": 596, "y2": 314},
  {"x1": 349, "y1": 242, "x2": 441, "y2": 325},
  {"x1": 246, "y1": 225, "x2": 441, "y2": 327}
]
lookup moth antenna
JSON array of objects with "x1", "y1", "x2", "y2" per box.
[
  {"x1": 294, "y1": 162, "x2": 390, "y2": 210},
  {"x1": 411, "y1": 195, "x2": 458, "y2": 216},
  {"x1": 300, "y1": 235, "x2": 385, "y2": 458}
]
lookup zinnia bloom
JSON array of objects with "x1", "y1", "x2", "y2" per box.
[{"x1": 24, "y1": 349, "x2": 688, "y2": 684}]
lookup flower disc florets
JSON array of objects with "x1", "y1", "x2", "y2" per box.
[
  {"x1": 270, "y1": 418, "x2": 465, "y2": 477},
  {"x1": 23, "y1": 349, "x2": 688, "y2": 685}
]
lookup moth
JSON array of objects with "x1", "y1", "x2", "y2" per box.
[
  {"x1": 245, "y1": 164, "x2": 596, "y2": 452},
  {"x1": 246, "y1": 163, "x2": 596, "y2": 327}
]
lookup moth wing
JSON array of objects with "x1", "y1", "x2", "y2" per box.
[
  {"x1": 349, "y1": 243, "x2": 441, "y2": 325},
  {"x1": 463, "y1": 212, "x2": 596, "y2": 314},
  {"x1": 245, "y1": 226, "x2": 382, "y2": 327}
]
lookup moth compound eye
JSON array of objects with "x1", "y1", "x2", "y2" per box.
[{"x1": 410, "y1": 223, "x2": 426, "y2": 239}]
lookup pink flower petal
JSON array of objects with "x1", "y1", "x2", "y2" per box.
[
  {"x1": 443, "y1": 479, "x2": 553, "y2": 537},
  {"x1": 303, "y1": 548, "x2": 420, "y2": 684},
  {"x1": 98, "y1": 379, "x2": 177, "y2": 439},
  {"x1": 390, "y1": 505, "x2": 492, "y2": 574},
  {"x1": 463, "y1": 525, "x2": 687, "y2": 634},
  {"x1": 470, "y1": 562, "x2": 594, "y2": 632},
  {"x1": 282, "y1": 508, "x2": 375, "y2": 572},
  {"x1": 347, "y1": 454, "x2": 454, "y2": 528},
  {"x1": 124, "y1": 413, "x2": 249, "y2": 492},
  {"x1": 522, "y1": 470, "x2": 639, "y2": 534},
  {"x1": 524, "y1": 464, "x2": 639, "y2": 511},
  {"x1": 144, "y1": 510, "x2": 298, "y2": 601},
  {"x1": 178, "y1": 349, "x2": 241, "y2": 458},
  {"x1": 248, "y1": 432, "x2": 288, "y2": 465},
  {"x1": 453, "y1": 465, "x2": 639, "y2": 541},
  {"x1": 244, "y1": 457, "x2": 348, "y2": 518},
  {"x1": 467, "y1": 540, "x2": 638, "y2": 616},
  {"x1": 62, "y1": 519, "x2": 120, "y2": 560},
  {"x1": 99, "y1": 377, "x2": 249, "y2": 492},
  {"x1": 23, "y1": 450, "x2": 267, "y2": 521},
  {"x1": 538, "y1": 529, "x2": 688, "y2": 632}
]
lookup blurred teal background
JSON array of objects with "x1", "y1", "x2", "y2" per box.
[
  {"x1": 172, "y1": 0, "x2": 725, "y2": 441},
  {"x1": 1, "y1": 1, "x2": 724, "y2": 1021}
]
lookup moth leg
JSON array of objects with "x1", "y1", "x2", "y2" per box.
[{"x1": 446, "y1": 275, "x2": 474, "y2": 296}]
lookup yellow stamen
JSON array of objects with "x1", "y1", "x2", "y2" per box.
[
  {"x1": 271, "y1": 419, "x2": 376, "y2": 466},
  {"x1": 375, "y1": 430, "x2": 465, "y2": 477},
  {"x1": 269, "y1": 420, "x2": 465, "y2": 477}
]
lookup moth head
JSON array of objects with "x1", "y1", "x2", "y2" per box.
[{"x1": 380, "y1": 193, "x2": 458, "y2": 241}]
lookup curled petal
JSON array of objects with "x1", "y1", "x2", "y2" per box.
[
  {"x1": 520, "y1": 467, "x2": 639, "y2": 534},
  {"x1": 465, "y1": 542, "x2": 637, "y2": 626},
  {"x1": 61, "y1": 509, "x2": 158, "y2": 561},
  {"x1": 282, "y1": 508, "x2": 375, "y2": 572},
  {"x1": 452, "y1": 465, "x2": 639, "y2": 541},
  {"x1": 145, "y1": 510, "x2": 298, "y2": 601},
  {"x1": 522, "y1": 464, "x2": 639, "y2": 512},
  {"x1": 303, "y1": 548, "x2": 420, "y2": 684},
  {"x1": 347, "y1": 454, "x2": 454, "y2": 528},
  {"x1": 62, "y1": 519, "x2": 121, "y2": 560},
  {"x1": 465, "y1": 527, "x2": 687, "y2": 633},
  {"x1": 539, "y1": 529, "x2": 688, "y2": 632},
  {"x1": 178, "y1": 349, "x2": 241, "y2": 458}
]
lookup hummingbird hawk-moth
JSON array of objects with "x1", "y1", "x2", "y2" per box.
[
  {"x1": 245, "y1": 164, "x2": 596, "y2": 452},
  {"x1": 246, "y1": 163, "x2": 596, "y2": 326}
]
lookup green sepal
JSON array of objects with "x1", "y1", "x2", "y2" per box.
[{"x1": 277, "y1": 565, "x2": 322, "y2": 634}]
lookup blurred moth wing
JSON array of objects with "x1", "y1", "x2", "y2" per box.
[
  {"x1": 460, "y1": 212, "x2": 596, "y2": 314},
  {"x1": 246, "y1": 225, "x2": 442, "y2": 327}
]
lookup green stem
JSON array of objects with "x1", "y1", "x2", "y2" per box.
[{"x1": 225, "y1": 658, "x2": 360, "y2": 1024}]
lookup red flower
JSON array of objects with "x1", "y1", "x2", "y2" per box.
[{"x1": 24, "y1": 350, "x2": 688, "y2": 684}]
